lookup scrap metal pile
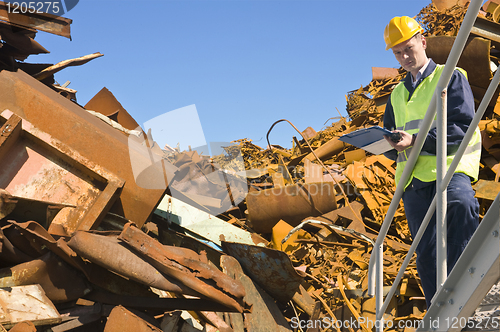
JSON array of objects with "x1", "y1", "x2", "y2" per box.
[{"x1": 0, "y1": 1, "x2": 500, "y2": 331}]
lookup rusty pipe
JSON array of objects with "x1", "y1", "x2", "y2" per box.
[
  {"x1": 67, "y1": 231, "x2": 198, "y2": 296},
  {"x1": 246, "y1": 182, "x2": 337, "y2": 233}
]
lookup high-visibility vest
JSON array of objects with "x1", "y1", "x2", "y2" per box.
[{"x1": 391, "y1": 64, "x2": 481, "y2": 189}]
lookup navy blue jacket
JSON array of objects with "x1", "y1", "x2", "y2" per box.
[{"x1": 383, "y1": 59, "x2": 476, "y2": 162}]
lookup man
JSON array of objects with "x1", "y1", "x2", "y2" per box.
[{"x1": 382, "y1": 16, "x2": 481, "y2": 307}]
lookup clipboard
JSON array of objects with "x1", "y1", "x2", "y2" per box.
[{"x1": 339, "y1": 126, "x2": 394, "y2": 155}]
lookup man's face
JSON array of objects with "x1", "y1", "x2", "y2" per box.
[{"x1": 391, "y1": 34, "x2": 427, "y2": 78}]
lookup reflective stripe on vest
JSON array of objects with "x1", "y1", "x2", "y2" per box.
[{"x1": 390, "y1": 64, "x2": 481, "y2": 189}]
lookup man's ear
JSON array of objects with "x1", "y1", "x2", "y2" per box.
[{"x1": 421, "y1": 35, "x2": 427, "y2": 50}]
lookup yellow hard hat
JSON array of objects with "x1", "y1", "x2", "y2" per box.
[{"x1": 384, "y1": 16, "x2": 424, "y2": 50}]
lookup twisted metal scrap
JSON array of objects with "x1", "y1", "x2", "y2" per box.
[{"x1": 417, "y1": 2, "x2": 468, "y2": 36}]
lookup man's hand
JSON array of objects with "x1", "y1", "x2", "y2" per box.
[{"x1": 383, "y1": 130, "x2": 414, "y2": 152}]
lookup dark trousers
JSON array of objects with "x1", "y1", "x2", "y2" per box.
[{"x1": 402, "y1": 173, "x2": 479, "y2": 308}]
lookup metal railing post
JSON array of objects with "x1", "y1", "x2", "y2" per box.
[
  {"x1": 436, "y1": 88, "x2": 447, "y2": 289},
  {"x1": 375, "y1": 244, "x2": 383, "y2": 331}
]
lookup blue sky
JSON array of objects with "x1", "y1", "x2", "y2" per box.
[{"x1": 29, "y1": 0, "x2": 433, "y2": 151}]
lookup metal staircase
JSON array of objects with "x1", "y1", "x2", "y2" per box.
[
  {"x1": 463, "y1": 280, "x2": 500, "y2": 332},
  {"x1": 417, "y1": 193, "x2": 499, "y2": 331},
  {"x1": 366, "y1": 1, "x2": 500, "y2": 331}
]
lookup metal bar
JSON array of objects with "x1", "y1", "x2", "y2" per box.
[
  {"x1": 369, "y1": 0, "x2": 483, "y2": 320},
  {"x1": 376, "y1": 52, "x2": 500, "y2": 319},
  {"x1": 470, "y1": 16, "x2": 500, "y2": 44},
  {"x1": 436, "y1": 88, "x2": 448, "y2": 289},
  {"x1": 0, "y1": 1, "x2": 72, "y2": 38},
  {"x1": 375, "y1": 245, "x2": 383, "y2": 332}
]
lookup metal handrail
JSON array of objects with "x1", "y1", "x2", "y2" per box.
[
  {"x1": 375, "y1": 60, "x2": 500, "y2": 324},
  {"x1": 366, "y1": 1, "x2": 485, "y2": 330}
]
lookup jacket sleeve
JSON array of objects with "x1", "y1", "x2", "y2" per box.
[
  {"x1": 421, "y1": 69, "x2": 475, "y2": 155},
  {"x1": 383, "y1": 94, "x2": 398, "y2": 161}
]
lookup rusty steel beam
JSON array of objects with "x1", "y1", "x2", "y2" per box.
[
  {"x1": 0, "y1": 1, "x2": 72, "y2": 38},
  {"x1": 246, "y1": 182, "x2": 337, "y2": 233},
  {"x1": 0, "y1": 69, "x2": 166, "y2": 228},
  {"x1": 471, "y1": 16, "x2": 500, "y2": 46},
  {"x1": 118, "y1": 223, "x2": 249, "y2": 313},
  {"x1": 0, "y1": 110, "x2": 125, "y2": 234}
]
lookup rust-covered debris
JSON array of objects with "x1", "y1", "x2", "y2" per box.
[{"x1": 1, "y1": 1, "x2": 500, "y2": 331}]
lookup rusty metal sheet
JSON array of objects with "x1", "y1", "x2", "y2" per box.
[
  {"x1": 220, "y1": 255, "x2": 292, "y2": 332},
  {"x1": 0, "y1": 251, "x2": 91, "y2": 303},
  {"x1": 8, "y1": 321, "x2": 37, "y2": 332},
  {"x1": 118, "y1": 222, "x2": 249, "y2": 313},
  {"x1": 0, "y1": 26, "x2": 49, "y2": 56},
  {"x1": 246, "y1": 182, "x2": 337, "y2": 233},
  {"x1": 0, "y1": 188, "x2": 16, "y2": 219},
  {"x1": 0, "y1": 110, "x2": 124, "y2": 235},
  {"x1": 103, "y1": 305, "x2": 162, "y2": 332},
  {"x1": 371, "y1": 67, "x2": 399, "y2": 81},
  {"x1": 84, "y1": 87, "x2": 142, "y2": 132},
  {"x1": 473, "y1": 179, "x2": 500, "y2": 200},
  {"x1": 303, "y1": 159, "x2": 324, "y2": 183},
  {"x1": 0, "y1": 226, "x2": 34, "y2": 265},
  {"x1": 66, "y1": 231, "x2": 196, "y2": 295},
  {"x1": 425, "y1": 36, "x2": 492, "y2": 89},
  {"x1": 344, "y1": 148, "x2": 366, "y2": 164},
  {"x1": 0, "y1": 2, "x2": 72, "y2": 38},
  {"x1": 432, "y1": 0, "x2": 469, "y2": 11},
  {"x1": 221, "y1": 241, "x2": 304, "y2": 303},
  {"x1": 301, "y1": 126, "x2": 317, "y2": 140},
  {"x1": 50, "y1": 303, "x2": 106, "y2": 332},
  {"x1": 0, "y1": 69, "x2": 164, "y2": 228}
]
